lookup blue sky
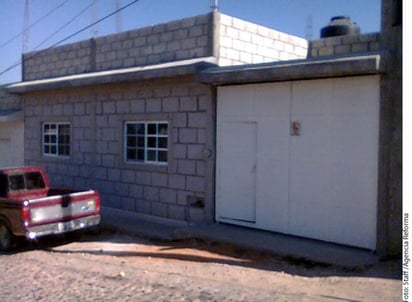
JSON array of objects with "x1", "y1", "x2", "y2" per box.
[{"x1": 0, "y1": 0, "x2": 381, "y2": 84}]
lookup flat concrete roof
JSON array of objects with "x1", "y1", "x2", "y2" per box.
[
  {"x1": 6, "y1": 57, "x2": 218, "y2": 94},
  {"x1": 198, "y1": 53, "x2": 381, "y2": 85}
]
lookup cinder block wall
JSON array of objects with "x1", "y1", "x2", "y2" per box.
[
  {"x1": 22, "y1": 12, "x2": 311, "y2": 82},
  {"x1": 22, "y1": 13, "x2": 214, "y2": 81},
  {"x1": 308, "y1": 32, "x2": 380, "y2": 58},
  {"x1": 217, "y1": 13, "x2": 308, "y2": 65},
  {"x1": 23, "y1": 78, "x2": 215, "y2": 223}
]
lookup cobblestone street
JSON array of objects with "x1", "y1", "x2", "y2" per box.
[{"x1": 0, "y1": 229, "x2": 401, "y2": 301}]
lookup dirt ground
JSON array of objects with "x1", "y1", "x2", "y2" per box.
[{"x1": 0, "y1": 227, "x2": 402, "y2": 301}]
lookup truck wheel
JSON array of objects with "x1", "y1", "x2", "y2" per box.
[{"x1": 0, "y1": 220, "x2": 12, "y2": 252}]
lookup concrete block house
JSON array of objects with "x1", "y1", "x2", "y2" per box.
[
  {"x1": 6, "y1": 12, "x2": 307, "y2": 225},
  {"x1": 6, "y1": 0, "x2": 401, "y2": 257}
]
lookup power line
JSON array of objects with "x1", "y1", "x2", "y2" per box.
[
  {"x1": 32, "y1": 0, "x2": 96, "y2": 52},
  {"x1": 0, "y1": 0, "x2": 69, "y2": 50},
  {"x1": 0, "y1": 0, "x2": 140, "y2": 77}
]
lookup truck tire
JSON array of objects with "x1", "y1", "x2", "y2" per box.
[{"x1": 0, "y1": 220, "x2": 12, "y2": 252}]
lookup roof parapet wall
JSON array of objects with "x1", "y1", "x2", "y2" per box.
[
  {"x1": 21, "y1": 12, "x2": 310, "y2": 83},
  {"x1": 308, "y1": 32, "x2": 380, "y2": 58},
  {"x1": 22, "y1": 13, "x2": 214, "y2": 82}
]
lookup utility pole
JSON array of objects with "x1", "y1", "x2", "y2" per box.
[
  {"x1": 211, "y1": 0, "x2": 218, "y2": 12},
  {"x1": 305, "y1": 15, "x2": 313, "y2": 40},
  {"x1": 23, "y1": 0, "x2": 30, "y2": 53}
]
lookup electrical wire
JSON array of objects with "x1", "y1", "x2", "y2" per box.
[
  {"x1": 32, "y1": 0, "x2": 96, "y2": 51},
  {"x1": 0, "y1": 0, "x2": 140, "y2": 77},
  {"x1": 0, "y1": 0, "x2": 70, "y2": 50}
]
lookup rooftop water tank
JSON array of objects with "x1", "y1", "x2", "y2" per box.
[{"x1": 320, "y1": 16, "x2": 360, "y2": 38}]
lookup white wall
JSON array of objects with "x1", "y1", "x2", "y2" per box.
[
  {"x1": 216, "y1": 75, "x2": 380, "y2": 249},
  {"x1": 0, "y1": 122, "x2": 24, "y2": 167}
]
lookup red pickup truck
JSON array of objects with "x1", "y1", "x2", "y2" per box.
[{"x1": 0, "y1": 166, "x2": 101, "y2": 251}]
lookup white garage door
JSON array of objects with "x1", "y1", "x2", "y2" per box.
[
  {"x1": 0, "y1": 122, "x2": 24, "y2": 167},
  {"x1": 216, "y1": 76, "x2": 379, "y2": 249}
]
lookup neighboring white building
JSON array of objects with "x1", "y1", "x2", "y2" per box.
[{"x1": 0, "y1": 86, "x2": 24, "y2": 167}]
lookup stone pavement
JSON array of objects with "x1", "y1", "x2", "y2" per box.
[{"x1": 101, "y1": 207, "x2": 379, "y2": 268}]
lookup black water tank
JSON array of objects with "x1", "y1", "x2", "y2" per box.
[{"x1": 320, "y1": 16, "x2": 360, "y2": 38}]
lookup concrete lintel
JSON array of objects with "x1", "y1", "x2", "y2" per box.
[
  {"x1": 7, "y1": 57, "x2": 218, "y2": 94},
  {"x1": 198, "y1": 54, "x2": 381, "y2": 85}
]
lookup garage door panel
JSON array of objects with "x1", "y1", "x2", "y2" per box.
[
  {"x1": 292, "y1": 79, "x2": 333, "y2": 115},
  {"x1": 258, "y1": 120, "x2": 290, "y2": 160},
  {"x1": 330, "y1": 115, "x2": 379, "y2": 164},
  {"x1": 217, "y1": 76, "x2": 379, "y2": 250},
  {"x1": 332, "y1": 76, "x2": 380, "y2": 115},
  {"x1": 254, "y1": 82, "x2": 290, "y2": 118},
  {"x1": 218, "y1": 85, "x2": 254, "y2": 117},
  {"x1": 289, "y1": 160, "x2": 331, "y2": 207},
  {"x1": 290, "y1": 116, "x2": 332, "y2": 162},
  {"x1": 289, "y1": 203, "x2": 376, "y2": 249},
  {"x1": 330, "y1": 162, "x2": 378, "y2": 210},
  {"x1": 256, "y1": 160, "x2": 289, "y2": 232}
]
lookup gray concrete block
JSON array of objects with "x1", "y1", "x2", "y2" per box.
[
  {"x1": 172, "y1": 112, "x2": 187, "y2": 127},
  {"x1": 136, "y1": 171, "x2": 152, "y2": 185},
  {"x1": 186, "y1": 176, "x2": 205, "y2": 192},
  {"x1": 162, "y1": 97, "x2": 179, "y2": 112},
  {"x1": 146, "y1": 98, "x2": 162, "y2": 112},
  {"x1": 352, "y1": 43, "x2": 368, "y2": 53},
  {"x1": 131, "y1": 99, "x2": 145, "y2": 113},
  {"x1": 167, "y1": 204, "x2": 186, "y2": 221},
  {"x1": 179, "y1": 128, "x2": 197, "y2": 143},
  {"x1": 116, "y1": 100, "x2": 130, "y2": 113},
  {"x1": 178, "y1": 159, "x2": 196, "y2": 175},
  {"x1": 121, "y1": 169, "x2": 135, "y2": 183},
  {"x1": 129, "y1": 184, "x2": 144, "y2": 199},
  {"x1": 144, "y1": 186, "x2": 160, "y2": 202},
  {"x1": 173, "y1": 144, "x2": 187, "y2": 159},
  {"x1": 187, "y1": 144, "x2": 203, "y2": 159},
  {"x1": 151, "y1": 172, "x2": 168, "y2": 187},
  {"x1": 160, "y1": 188, "x2": 177, "y2": 204},
  {"x1": 180, "y1": 96, "x2": 198, "y2": 111},
  {"x1": 169, "y1": 174, "x2": 186, "y2": 190},
  {"x1": 318, "y1": 46, "x2": 334, "y2": 56},
  {"x1": 188, "y1": 112, "x2": 206, "y2": 128},
  {"x1": 151, "y1": 202, "x2": 168, "y2": 217}
]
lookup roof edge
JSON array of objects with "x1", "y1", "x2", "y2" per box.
[
  {"x1": 6, "y1": 57, "x2": 218, "y2": 94},
  {"x1": 198, "y1": 53, "x2": 381, "y2": 85}
]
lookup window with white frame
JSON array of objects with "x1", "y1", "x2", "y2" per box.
[
  {"x1": 125, "y1": 121, "x2": 168, "y2": 164},
  {"x1": 42, "y1": 122, "x2": 71, "y2": 156}
]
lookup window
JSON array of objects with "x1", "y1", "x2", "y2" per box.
[
  {"x1": 125, "y1": 121, "x2": 168, "y2": 164},
  {"x1": 43, "y1": 122, "x2": 70, "y2": 156},
  {"x1": 7, "y1": 172, "x2": 46, "y2": 192},
  {"x1": 9, "y1": 174, "x2": 25, "y2": 191},
  {"x1": 25, "y1": 172, "x2": 46, "y2": 190}
]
